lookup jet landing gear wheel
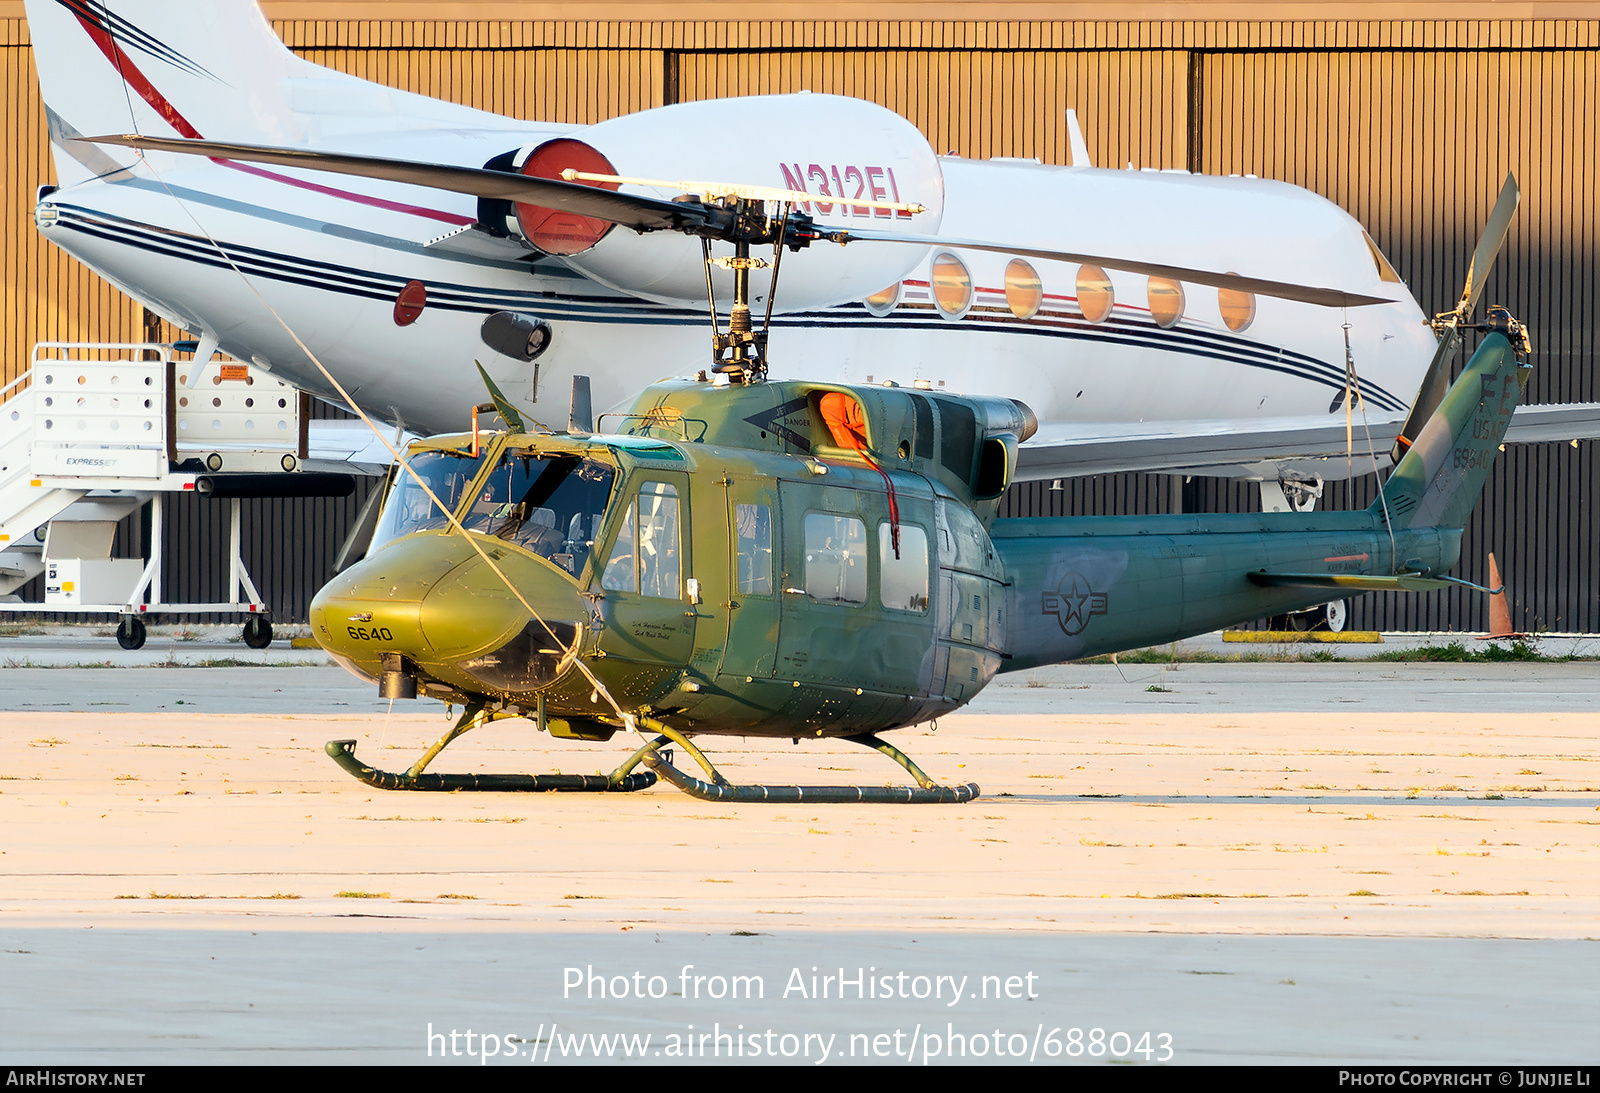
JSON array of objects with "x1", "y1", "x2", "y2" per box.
[
  {"x1": 115, "y1": 616, "x2": 146, "y2": 651},
  {"x1": 242, "y1": 615, "x2": 273, "y2": 649},
  {"x1": 1323, "y1": 599, "x2": 1348, "y2": 633}
]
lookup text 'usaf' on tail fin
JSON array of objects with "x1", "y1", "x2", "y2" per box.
[{"x1": 1374, "y1": 317, "x2": 1531, "y2": 532}]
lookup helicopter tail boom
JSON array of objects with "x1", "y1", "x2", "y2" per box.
[{"x1": 994, "y1": 325, "x2": 1529, "y2": 670}]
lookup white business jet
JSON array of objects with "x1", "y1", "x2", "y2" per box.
[{"x1": 26, "y1": 0, "x2": 1504, "y2": 491}]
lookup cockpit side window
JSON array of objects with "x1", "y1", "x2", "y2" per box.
[
  {"x1": 464, "y1": 450, "x2": 615, "y2": 575},
  {"x1": 601, "y1": 481, "x2": 681, "y2": 598},
  {"x1": 1363, "y1": 231, "x2": 1403, "y2": 283},
  {"x1": 369, "y1": 448, "x2": 488, "y2": 552}
]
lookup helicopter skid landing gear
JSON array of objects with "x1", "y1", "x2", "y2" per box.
[
  {"x1": 623, "y1": 722, "x2": 980, "y2": 804},
  {"x1": 323, "y1": 701, "x2": 655, "y2": 792},
  {"x1": 323, "y1": 739, "x2": 657, "y2": 792}
]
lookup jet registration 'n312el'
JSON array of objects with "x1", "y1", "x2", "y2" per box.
[{"x1": 27, "y1": 0, "x2": 1463, "y2": 487}]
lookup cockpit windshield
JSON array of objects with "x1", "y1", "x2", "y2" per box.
[
  {"x1": 462, "y1": 449, "x2": 615, "y2": 575},
  {"x1": 369, "y1": 447, "x2": 488, "y2": 552}
]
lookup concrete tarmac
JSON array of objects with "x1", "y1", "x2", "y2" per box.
[{"x1": 1, "y1": 632, "x2": 1596, "y2": 1065}]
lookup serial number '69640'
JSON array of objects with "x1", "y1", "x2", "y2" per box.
[{"x1": 348, "y1": 626, "x2": 395, "y2": 641}]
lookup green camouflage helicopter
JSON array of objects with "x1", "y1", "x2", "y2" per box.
[
  {"x1": 311, "y1": 300, "x2": 1530, "y2": 804},
  {"x1": 284, "y1": 163, "x2": 1527, "y2": 803}
]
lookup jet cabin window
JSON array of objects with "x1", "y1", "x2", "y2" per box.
[
  {"x1": 931, "y1": 253, "x2": 973, "y2": 319},
  {"x1": 804, "y1": 513, "x2": 867, "y2": 605},
  {"x1": 601, "y1": 481, "x2": 681, "y2": 598},
  {"x1": 1147, "y1": 276, "x2": 1185, "y2": 328},
  {"x1": 1218, "y1": 280, "x2": 1256, "y2": 333},
  {"x1": 1004, "y1": 259, "x2": 1042, "y2": 319},
  {"x1": 463, "y1": 450, "x2": 615, "y2": 575},
  {"x1": 1076, "y1": 264, "x2": 1114, "y2": 323},
  {"x1": 369, "y1": 447, "x2": 488, "y2": 551}
]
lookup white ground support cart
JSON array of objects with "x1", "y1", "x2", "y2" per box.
[{"x1": 0, "y1": 342, "x2": 362, "y2": 649}]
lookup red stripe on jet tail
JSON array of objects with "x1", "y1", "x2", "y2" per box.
[{"x1": 69, "y1": 9, "x2": 472, "y2": 227}]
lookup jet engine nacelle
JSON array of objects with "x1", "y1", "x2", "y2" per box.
[{"x1": 504, "y1": 94, "x2": 945, "y2": 313}]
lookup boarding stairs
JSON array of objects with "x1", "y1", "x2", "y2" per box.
[{"x1": 0, "y1": 343, "x2": 383, "y2": 645}]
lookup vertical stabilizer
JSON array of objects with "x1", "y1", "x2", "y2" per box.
[
  {"x1": 1374, "y1": 327, "x2": 1529, "y2": 531},
  {"x1": 25, "y1": 0, "x2": 306, "y2": 187}
]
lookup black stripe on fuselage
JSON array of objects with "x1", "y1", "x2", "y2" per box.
[{"x1": 48, "y1": 203, "x2": 1405, "y2": 408}]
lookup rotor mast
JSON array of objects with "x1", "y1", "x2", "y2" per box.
[{"x1": 700, "y1": 196, "x2": 792, "y2": 384}]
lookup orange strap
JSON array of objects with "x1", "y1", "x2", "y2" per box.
[{"x1": 818, "y1": 392, "x2": 900, "y2": 558}]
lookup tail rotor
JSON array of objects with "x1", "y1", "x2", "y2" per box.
[{"x1": 1390, "y1": 173, "x2": 1523, "y2": 463}]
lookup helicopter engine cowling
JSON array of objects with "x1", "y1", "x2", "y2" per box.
[{"x1": 497, "y1": 94, "x2": 946, "y2": 313}]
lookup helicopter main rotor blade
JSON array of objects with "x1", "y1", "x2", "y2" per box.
[
  {"x1": 1390, "y1": 172, "x2": 1521, "y2": 461},
  {"x1": 98, "y1": 133, "x2": 1396, "y2": 311},
  {"x1": 88, "y1": 134, "x2": 722, "y2": 235},
  {"x1": 810, "y1": 226, "x2": 1396, "y2": 309}
]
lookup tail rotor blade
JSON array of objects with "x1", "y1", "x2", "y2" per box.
[
  {"x1": 1390, "y1": 327, "x2": 1462, "y2": 463},
  {"x1": 1459, "y1": 173, "x2": 1521, "y2": 318},
  {"x1": 1390, "y1": 173, "x2": 1520, "y2": 463}
]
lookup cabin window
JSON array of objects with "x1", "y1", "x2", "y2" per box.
[
  {"x1": 1363, "y1": 231, "x2": 1403, "y2": 283},
  {"x1": 1076, "y1": 265, "x2": 1114, "y2": 323},
  {"x1": 803, "y1": 513, "x2": 867, "y2": 605},
  {"x1": 1148, "y1": 276, "x2": 1185, "y2": 328},
  {"x1": 370, "y1": 447, "x2": 488, "y2": 551},
  {"x1": 879, "y1": 523, "x2": 929, "y2": 612},
  {"x1": 930, "y1": 253, "x2": 972, "y2": 319},
  {"x1": 1217, "y1": 280, "x2": 1256, "y2": 333},
  {"x1": 601, "y1": 481, "x2": 681, "y2": 597},
  {"x1": 463, "y1": 450, "x2": 614, "y2": 574},
  {"x1": 864, "y1": 282, "x2": 901, "y2": 317},
  {"x1": 735, "y1": 503, "x2": 773, "y2": 595},
  {"x1": 1004, "y1": 259, "x2": 1042, "y2": 319}
]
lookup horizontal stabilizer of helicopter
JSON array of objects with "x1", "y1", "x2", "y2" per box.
[{"x1": 1246, "y1": 571, "x2": 1459, "y2": 593}]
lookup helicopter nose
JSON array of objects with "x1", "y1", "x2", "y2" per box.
[
  {"x1": 310, "y1": 534, "x2": 523, "y2": 674},
  {"x1": 415, "y1": 554, "x2": 542, "y2": 659},
  {"x1": 310, "y1": 534, "x2": 461, "y2": 673},
  {"x1": 418, "y1": 553, "x2": 584, "y2": 693},
  {"x1": 310, "y1": 533, "x2": 584, "y2": 695}
]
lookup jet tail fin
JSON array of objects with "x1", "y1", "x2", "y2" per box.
[
  {"x1": 25, "y1": 0, "x2": 306, "y2": 187},
  {"x1": 1372, "y1": 316, "x2": 1531, "y2": 532}
]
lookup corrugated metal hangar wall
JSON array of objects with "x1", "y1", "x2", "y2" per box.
[{"x1": 0, "y1": 6, "x2": 1594, "y2": 631}]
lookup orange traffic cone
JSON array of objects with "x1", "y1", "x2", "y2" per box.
[{"x1": 1480, "y1": 552, "x2": 1525, "y2": 640}]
